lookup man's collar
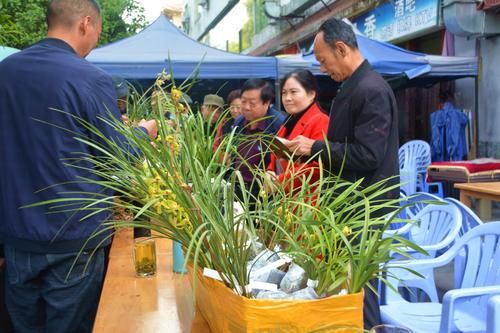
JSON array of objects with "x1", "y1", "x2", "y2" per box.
[
  {"x1": 337, "y1": 60, "x2": 371, "y2": 97},
  {"x1": 244, "y1": 118, "x2": 268, "y2": 131},
  {"x1": 243, "y1": 107, "x2": 272, "y2": 131},
  {"x1": 37, "y1": 38, "x2": 78, "y2": 55}
]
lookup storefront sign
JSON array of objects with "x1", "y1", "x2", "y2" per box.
[{"x1": 353, "y1": 0, "x2": 439, "y2": 41}]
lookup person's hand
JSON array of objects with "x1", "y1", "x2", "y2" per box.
[
  {"x1": 121, "y1": 114, "x2": 130, "y2": 126},
  {"x1": 263, "y1": 170, "x2": 278, "y2": 193},
  {"x1": 138, "y1": 119, "x2": 158, "y2": 139},
  {"x1": 286, "y1": 135, "x2": 315, "y2": 156}
]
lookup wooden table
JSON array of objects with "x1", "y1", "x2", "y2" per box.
[
  {"x1": 454, "y1": 182, "x2": 500, "y2": 220},
  {"x1": 93, "y1": 228, "x2": 210, "y2": 333}
]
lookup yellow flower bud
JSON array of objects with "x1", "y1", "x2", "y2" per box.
[
  {"x1": 342, "y1": 226, "x2": 352, "y2": 236},
  {"x1": 171, "y1": 88, "x2": 182, "y2": 103}
]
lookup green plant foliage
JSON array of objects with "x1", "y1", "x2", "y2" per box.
[
  {"x1": 0, "y1": 0, "x2": 146, "y2": 49},
  {"x1": 98, "y1": 0, "x2": 146, "y2": 46}
]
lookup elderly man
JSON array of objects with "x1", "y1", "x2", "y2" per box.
[
  {"x1": 286, "y1": 18, "x2": 399, "y2": 329},
  {"x1": 232, "y1": 79, "x2": 285, "y2": 207},
  {"x1": 0, "y1": 1, "x2": 156, "y2": 332}
]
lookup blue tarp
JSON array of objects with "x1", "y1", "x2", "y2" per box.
[
  {"x1": 88, "y1": 15, "x2": 477, "y2": 83},
  {"x1": 303, "y1": 33, "x2": 478, "y2": 80},
  {"x1": 87, "y1": 15, "x2": 278, "y2": 80}
]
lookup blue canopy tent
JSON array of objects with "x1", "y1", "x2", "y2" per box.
[
  {"x1": 303, "y1": 33, "x2": 478, "y2": 85},
  {"x1": 87, "y1": 15, "x2": 279, "y2": 80}
]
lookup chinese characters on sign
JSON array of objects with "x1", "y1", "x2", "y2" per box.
[
  {"x1": 364, "y1": 14, "x2": 377, "y2": 38},
  {"x1": 353, "y1": 0, "x2": 439, "y2": 42}
]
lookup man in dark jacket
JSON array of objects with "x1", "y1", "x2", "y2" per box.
[
  {"x1": 287, "y1": 18, "x2": 399, "y2": 329},
  {"x1": 0, "y1": 1, "x2": 156, "y2": 332}
]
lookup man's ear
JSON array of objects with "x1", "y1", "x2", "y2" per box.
[
  {"x1": 335, "y1": 41, "x2": 348, "y2": 58},
  {"x1": 80, "y1": 15, "x2": 92, "y2": 35}
]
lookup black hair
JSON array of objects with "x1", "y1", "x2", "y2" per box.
[
  {"x1": 226, "y1": 89, "x2": 241, "y2": 105},
  {"x1": 240, "y1": 79, "x2": 274, "y2": 104},
  {"x1": 318, "y1": 18, "x2": 358, "y2": 50},
  {"x1": 281, "y1": 69, "x2": 318, "y2": 99},
  {"x1": 47, "y1": 0, "x2": 101, "y2": 28}
]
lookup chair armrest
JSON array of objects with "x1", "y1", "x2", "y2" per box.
[
  {"x1": 385, "y1": 246, "x2": 457, "y2": 272},
  {"x1": 383, "y1": 222, "x2": 414, "y2": 237},
  {"x1": 440, "y1": 285, "x2": 500, "y2": 333}
]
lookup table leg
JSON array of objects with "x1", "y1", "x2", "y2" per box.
[
  {"x1": 478, "y1": 199, "x2": 492, "y2": 221},
  {"x1": 459, "y1": 190, "x2": 472, "y2": 208}
]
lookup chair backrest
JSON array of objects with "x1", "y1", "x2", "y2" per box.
[
  {"x1": 399, "y1": 157, "x2": 418, "y2": 196},
  {"x1": 399, "y1": 140, "x2": 432, "y2": 173},
  {"x1": 409, "y1": 203, "x2": 462, "y2": 256},
  {"x1": 390, "y1": 192, "x2": 410, "y2": 230},
  {"x1": 405, "y1": 192, "x2": 444, "y2": 219},
  {"x1": 399, "y1": 140, "x2": 431, "y2": 196},
  {"x1": 453, "y1": 222, "x2": 500, "y2": 306},
  {"x1": 388, "y1": 192, "x2": 444, "y2": 234},
  {"x1": 445, "y1": 197, "x2": 483, "y2": 236}
]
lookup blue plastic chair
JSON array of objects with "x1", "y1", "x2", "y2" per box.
[
  {"x1": 399, "y1": 140, "x2": 443, "y2": 197},
  {"x1": 388, "y1": 192, "x2": 444, "y2": 236},
  {"x1": 381, "y1": 222, "x2": 500, "y2": 333},
  {"x1": 445, "y1": 197, "x2": 484, "y2": 289},
  {"x1": 383, "y1": 203, "x2": 462, "y2": 303},
  {"x1": 488, "y1": 295, "x2": 500, "y2": 333},
  {"x1": 444, "y1": 197, "x2": 483, "y2": 236},
  {"x1": 405, "y1": 192, "x2": 444, "y2": 220}
]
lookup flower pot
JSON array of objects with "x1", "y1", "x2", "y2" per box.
[{"x1": 189, "y1": 266, "x2": 364, "y2": 332}]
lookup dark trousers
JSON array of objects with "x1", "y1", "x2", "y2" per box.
[
  {"x1": 364, "y1": 279, "x2": 381, "y2": 329},
  {"x1": 4, "y1": 245, "x2": 105, "y2": 333},
  {"x1": 0, "y1": 246, "x2": 13, "y2": 333}
]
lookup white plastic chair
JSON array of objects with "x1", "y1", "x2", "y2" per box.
[
  {"x1": 384, "y1": 203, "x2": 462, "y2": 303},
  {"x1": 381, "y1": 222, "x2": 500, "y2": 333},
  {"x1": 399, "y1": 140, "x2": 430, "y2": 195},
  {"x1": 399, "y1": 140, "x2": 443, "y2": 197},
  {"x1": 445, "y1": 197, "x2": 484, "y2": 288}
]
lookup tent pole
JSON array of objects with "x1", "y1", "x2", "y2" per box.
[{"x1": 473, "y1": 38, "x2": 481, "y2": 159}]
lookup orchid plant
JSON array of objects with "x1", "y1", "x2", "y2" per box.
[{"x1": 31, "y1": 73, "x2": 424, "y2": 298}]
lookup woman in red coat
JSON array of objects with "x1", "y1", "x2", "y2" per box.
[{"x1": 266, "y1": 69, "x2": 329, "y2": 194}]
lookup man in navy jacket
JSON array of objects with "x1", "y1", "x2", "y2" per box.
[{"x1": 0, "y1": 1, "x2": 156, "y2": 332}]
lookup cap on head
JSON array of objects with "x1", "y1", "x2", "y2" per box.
[{"x1": 203, "y1": 94, "x2": 224, "y2": 109}]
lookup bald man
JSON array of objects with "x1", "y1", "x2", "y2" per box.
[{"x1": 0, "y1": 1, "x2": 156, "y2": 332}]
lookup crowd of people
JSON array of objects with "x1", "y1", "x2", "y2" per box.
[{"x1": 0, "y1": 0, "x2": 399, "y2": 332}]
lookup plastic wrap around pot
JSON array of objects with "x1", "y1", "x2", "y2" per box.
[
  {"x1": 291, "y1": 286, "x2": 320, "y2": 300},
  {"x1": 279, "y1": 263, "x2": 308, "y2": 293},
  {"x1": 250, "y1": 248, "x2": 280, "y2": 269},
  {"x1": 255, "y1": 290, "x2": 290, "y2": 300},
  {"x1": 266, "y1": 268, "x2": 286, "y2": 286}
]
